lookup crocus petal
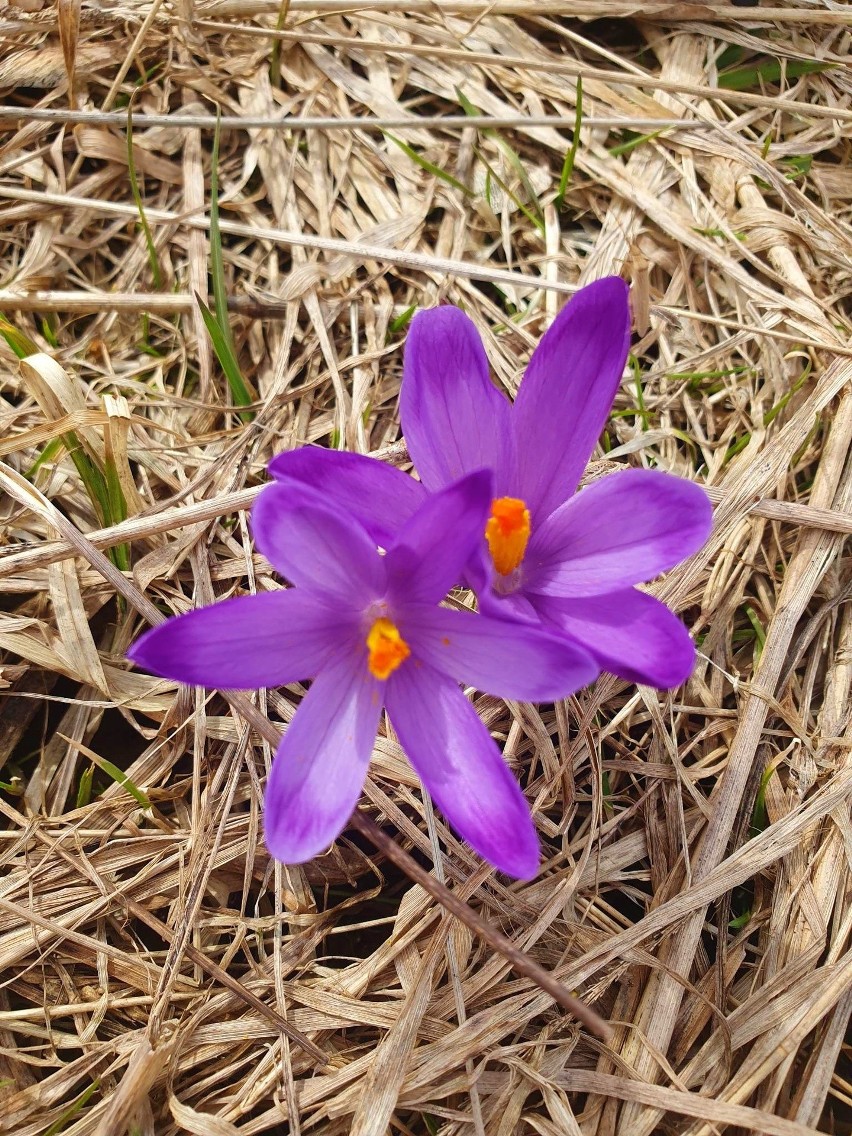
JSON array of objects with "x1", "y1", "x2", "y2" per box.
[
  {"x1": 478, "y1": 587, "x2": 541, "y2": 623},
  {"x1": 400, "y1": 306, "x2": 513, "y2": 492},
  {"x1": 523, "y1": 469, "x2": 713, "y2": 597},
  {"x1": 264, "y1": 656, "x2": 384, "y2": 863},
  {"x1": 127, "y1": 591, "x2": 346, "y2": 688},
  {"x1": 533, "y1": 589, "x2": 697, "y2": 688},
  {"x1": 401, "y1": 606, "x2": 598, "y2": 701},
  {"x1": 269, "y1": 448, "x2": 425, "y2": 546},
  {"x1": 385, "y1": 470, "x2": 492, "y2": 605},
  {"x1": 252, "y1": 481, "x2": 385, "y2": 603},
  {"x1": 512, "y1": 277, "x2": 631, "y2": 522},
  {"x1": 385, "y1": 662, "x2": 539, "y2": 878}
]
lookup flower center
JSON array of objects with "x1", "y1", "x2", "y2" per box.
[
  {"x1": 366, "y1": 617, "x2": 411, "y2": 680},
  {"x1": 485, "y1": 497, "x2": 531, "y2": 576}
]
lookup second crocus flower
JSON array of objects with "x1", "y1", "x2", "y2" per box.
[{"x1": 271, "y1": 278, "x2": 712, "y2": 689}]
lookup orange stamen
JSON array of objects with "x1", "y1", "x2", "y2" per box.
[
  {"x1": 485, "y1": 497, "x2": 531, "y2": 576},
  {"x1": 366, "y1": 617, "x2": 411, "y2": 680}
]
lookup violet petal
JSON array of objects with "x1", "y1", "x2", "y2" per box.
[
  {"x1": 402, "y1": 605, "x2": 598, "y2": 701},
  {"x1": 127, "y1": 590, "x2": 346, "y2": 688},
  {"x1": 269, "y1": 448, "x2": 425, "y2": 546},
  {"x1": 251, "y1": 481, "x2": 385, "y2": 604},
  {"x1": 533, "y1": 589, "x2": 697, "y2": 688},
  {"x1": 400, "y1": 306, "x2": 513, "y2": 492},
  {"x1": 264, "y1": 656, "x2": 384, "y2": 863},
  {"x1": 524, "y1": 468, "x2": 712, "y2": 597},
  {"x1": 385, "y1": 661, "x2": 539, "y2": 878},
  {"x1": 385, "y1": 470, "x2": 492, "y2": 605},
  {"x1": 512, "y1": 277, "x2": 631, "y2": 522}
]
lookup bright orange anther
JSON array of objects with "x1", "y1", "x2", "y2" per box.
[
  {"x1": 485, "y1": 497, "x2": 531, "y2": 576},
  {"x1": 366, "y1": 617, "x2": 411, "y2": 680}
]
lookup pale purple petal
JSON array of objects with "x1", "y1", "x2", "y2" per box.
[
  {"x1": 533, "y1": 589, "x2": 697, "y2": 688},
  {"x1": 264, "y1": 655, "x2": 384, "y2": 863},
  {"x1": 524, "y1": 469, "x2": 713, "y2": 597},
  {"x1": 269, "y1": 448, "x2": 425, "y2": 546},
  {"x1": 127, "y1": 591, "x2": 346, "y2": 688},
  {"x1": 251, "y1": 481, "x2": 385, "y2": 603},
  {"x1": 400, "y1": 306, "x2": 513, "y2": 492},
  {"x1": 401, "y1": 606, "x2": 598, "y2": 701},
  {"x1": 512, "y1": 277, "x2": 631, "y2": 522},
  {"x1": 385, "y1": 471, "x2": 492, "y2": 605},
  {"x1": 385, "y1": 662, "x2": 539, "y2": 878}
]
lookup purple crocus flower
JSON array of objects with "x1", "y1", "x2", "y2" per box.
[
  {"x1": 271, "y1": 278, "x2": 712, "y2": 688},
  {"x1": 128, "y1": 473, "x2": 599, "y2": 878}
]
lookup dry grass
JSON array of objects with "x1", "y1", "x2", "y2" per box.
[{"x1": 1, "y1": 2, "x2": 852, "y2": 1134}]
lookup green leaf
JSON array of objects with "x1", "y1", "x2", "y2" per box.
[
  {"x1": 269, "y1": 0, "x2": 291, "y2": 87},
  {"x1": 783, "y1": 153, "x2": 813, "y2": 180},
  {"x1": 207, "y1": 111, "x2": 254, "y2": 421},
  {"x1": 383, "y1": 131, "x2": 473, "y2": 197},
  {"x1": 127, "y1": 102, "x2": 162, "y2": 291},
  {"x1": 195, "y1": 294, "x2": 254, "y2": 421},
  {"x1": 388, "y1": 304, "x2": 416, "y2": 336},
  {"x1": 720, "y1": 58, "x2": 833, "y2": 92},
  {"x1": 25, "y1": 436, "x2": 64, "y2": 478},
  {"x1": 457, "y1": 88, "x2": 544, "y2": 229},
  {"x1": 44, "y1": 1081, "x2": 100, "y2": 1136},
  {"x1": 86, "y1": 752, "x2": 150, "y2": 809},
  {"x1": 0, "y1": 314, "x2": 39, "y2": 358},
  {"x1": 76, "y1": 765, "x2": 95, "y2": 809},
  {"x1": 608, "y1": 129, "x2": 664, "y2": 157},
  {"x1": 556, "y1": 76, "x2": 583, "y2": 209}
]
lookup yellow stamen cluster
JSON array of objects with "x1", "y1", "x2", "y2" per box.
[
  {"x1": 366, "y1": 617, "x2": 411, "y2": 680},
  {"x1": 485, "y1": 497, "x2": 531, "y2": 576}
]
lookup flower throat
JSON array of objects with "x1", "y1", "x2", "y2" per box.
[
  {"x1": 367, "y1": 617, "x2": 410, "y2": 680},
  {"x1": 486, "y1": 497, "x2": 531, "y2": 576}
]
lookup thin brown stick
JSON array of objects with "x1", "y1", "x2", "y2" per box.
[{"x1": 0, "y1": 107, "x2": 717, "y2": 131}]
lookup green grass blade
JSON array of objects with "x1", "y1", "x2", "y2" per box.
[
  {"x1": 103, "y1": 458, "x2": 130, "y2": 571},
  {"x1": 556, "y1": 76, "x2": 583, "y2": 208},
  {"x1": 720, "y1": 58, "x2": 832, "y2": 92},
  {"x1": 629, "y1": 354, "x2": 650, "y2": 431},
  {"x1": 491, "y1": 134, "x2": 544, "y2": 226},
  {"x1": 207, "y1": 111, "x2": 254, "y2": 420},
  {"x1": 75, "y1": 764, "x2": 95, "y2": 809},
  {"x1": 40, "y1": 315, "x2": 60, "y2": 348},
  {"x1": 44, "y1": 1081, "x2": 100, "y2": 1136},
  {"x1": 93, "y1": 756, "x2": 150, "y2": 808},
  {"x1": 609, "y1": 128, "x2": 664, "y2": 157},
  {"x1": 388, "y1": 304, "x2": 416, "y2": 336},
  {"x1": 457, "y1": 88, "x2": 544, "y2": 228},
  {"x1": 1, "y1": 318, "x2": 128, "y2": 561},
  {"x1": 384, "y1": 131, "x2": 473, "y2": 197},
  {"x1": 269, "y1": 0, "x2": 290, "y2": 86},
  {"x1": 210, "y1": 110, "x2": 237, "y2": 356},
  {"x1": 61, "y1": 733, "x2": 151, "y2": 808},
  {"x1": 456, "y1": 87, "x2": 479, "y2": 120},
  {"x1": 25, "y1": 436, "x2": 64, "y2": 479},
  {"x1": 127, "y1": 101, "x2": 162, "y2": 290},
  {"x1": 195, "y1": 294, "x2": 254, "y2": 421},
  {"x1": 763, "y1": 360, "x2": 812, "y2": 426},
  {"x1": 0, "y1": 314, "x2": 39, "y2": 358},
  {"x1": 473, "y1": 148, "x2": 543, "y2": 233}
]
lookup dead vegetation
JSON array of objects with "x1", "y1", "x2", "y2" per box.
[{"x1": 1, "y1": 2, "x2": 851, "y2": 1133}]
